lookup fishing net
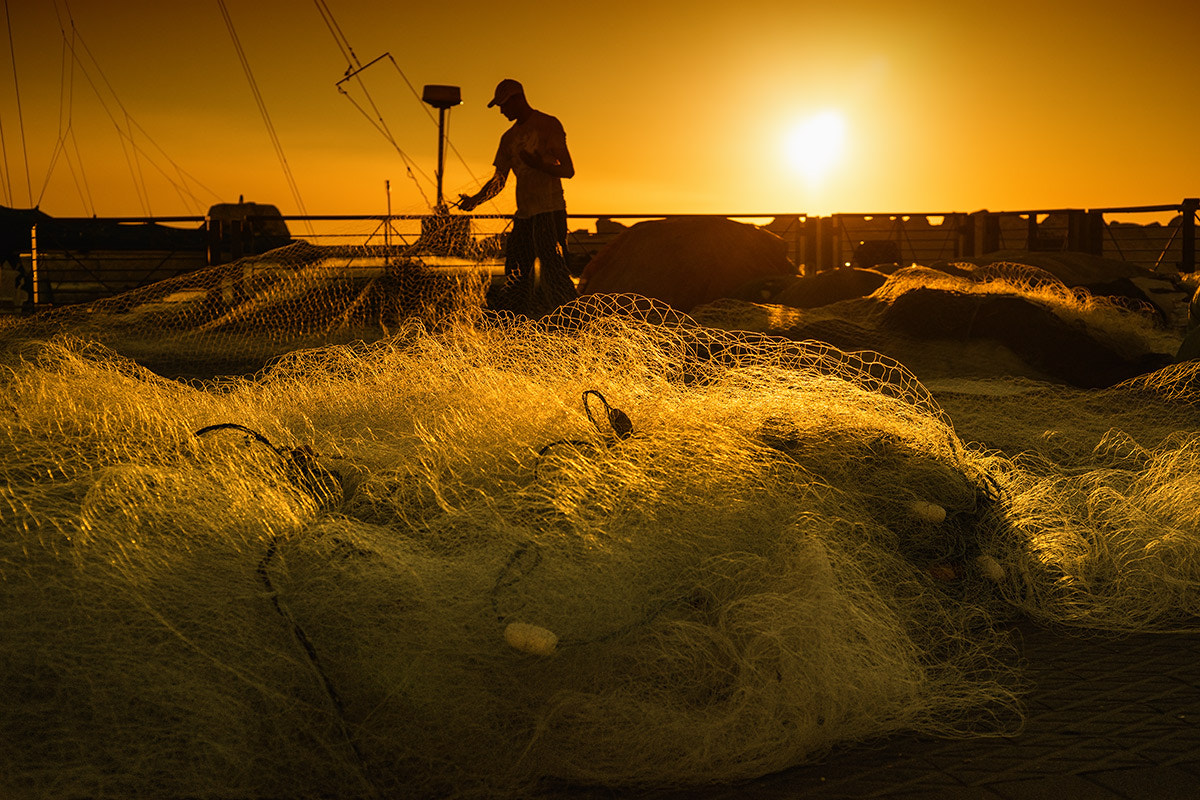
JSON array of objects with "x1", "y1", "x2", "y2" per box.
[
  {"x1": 3, "y1": 250, "x2": 1200, "y2": 798},
  {"x1": 3, "y1": 289, "x2": 1026, "y2": 798},
  {"x1": 7, "y1": 238, "x2": 493, "y2": 379}
]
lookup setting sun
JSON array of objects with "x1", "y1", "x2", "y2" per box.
[{"x1": 784, "y1": 111, "x2": 848, "y2": 185}]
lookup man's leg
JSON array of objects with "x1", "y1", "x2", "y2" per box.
[
  {"x1": 531, "y1": 210, "x2": 578, "y2": 311},
  {"x1": 504, "y1": 216, "x2": 534, "y2": 279},
  {"x1": 491, "y1": 216, "x2": 536, "y2": 313}
]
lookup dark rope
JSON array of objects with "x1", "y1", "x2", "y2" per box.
[
  {"x1": 534, "y1": 390, "x2": 634, "y2": 480},
  {"x1": 195, "y1": 423, "x2": 373, "y2": 794},
  {"x1": 582, "y1": 389, "x2": 633, "y2": 440},
  {"x1": 194, "y1": 423, "x2": 344, "y2": 509},
  {"x1": 194, "y1": 422, "x2": 276, "y2": 449},
  {"x1": 257, "y1": 537, "x2": 375, "y2": 794}
]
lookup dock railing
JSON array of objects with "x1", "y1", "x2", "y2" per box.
[
  {"x1": 10, "y1": 198, "x2": 1198, "y2": 310},
  {"x1": 559, "y1": 199, "x2": 1198, "y2": 276}
]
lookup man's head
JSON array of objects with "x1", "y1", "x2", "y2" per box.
[{"x1": 488, "y1": 78, "x2": 529, "y2": 121}]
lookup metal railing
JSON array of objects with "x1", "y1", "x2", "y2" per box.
[{"x1": 8, "y1": 199, "x2": 1197, "y2": 310}]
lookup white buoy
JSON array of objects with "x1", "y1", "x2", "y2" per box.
[
  {"x1": 504, "y1": 622, "x2": 559, "y2": 656},
  {"x1": 908, "y1": 500, "x2": 947, "y2": 524},
  {"x1": 974, "y1": 554, "x2": 1006, "y2": 582}
]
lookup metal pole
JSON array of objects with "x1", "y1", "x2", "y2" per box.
[
  {"x1": 1182, "y1": 198, "x2": 1198, "y2": 273},
  {"x1": 30, "y1": 224, "x2": 38, "y2": 307},
  {"x1": 384, "y1": 179, "x2": 391, "y2": 265},
  {"x1": 436, "y1": 107, "x2": 447, "y2": 208}
]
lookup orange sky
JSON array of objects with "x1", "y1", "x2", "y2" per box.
[{"x1": 1, "y1": 0, "x2": 1197, "y2": 221}]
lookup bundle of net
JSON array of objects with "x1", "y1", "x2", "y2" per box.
[
  {"x1": 976, "y1": 360, "x2": 1200, "y2": 633},
  {"x1": 0, "y1": 238, "x2": 490, "y2": 379},
  {"x1": 1, "y1": 295, "x2": 1022, "y2": 799},
  {"x1": 873, "y1": 261, "x2": 1182, "y2": 363}
]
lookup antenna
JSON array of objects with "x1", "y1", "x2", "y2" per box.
[{"x1": 421, "y1": 85, "x2": 461, "y2": 209}]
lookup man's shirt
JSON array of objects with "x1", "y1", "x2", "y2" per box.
[{"x1": 493, "y1": 110, "x2": 568, "y2": 219}]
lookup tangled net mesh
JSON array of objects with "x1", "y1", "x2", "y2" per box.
[
  {"x1": 3, "y1": 245, "x2": 1200, "y2": 798},
  {"x1": 7, "y1": 240, "x2": 491, "y2": 378}
]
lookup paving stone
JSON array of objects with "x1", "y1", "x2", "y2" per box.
[
  {"x1": 1082, "y1": 765, "x2": 1200, "y2": 799},
  {"x1": 554, "y1": 624, "x2": 1200, "y2": 799},
  {"x1": 988, "y1": 774, "x2": 1126, "y2": 800}
]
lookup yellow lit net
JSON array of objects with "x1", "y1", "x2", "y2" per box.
[{"x1": 2, "y1": 248, "x2": 1199, "y2": 797}]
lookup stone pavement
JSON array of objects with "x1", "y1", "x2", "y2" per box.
[{"x1": 562, "y1": 621, "x2": 1200, "y2": 799}]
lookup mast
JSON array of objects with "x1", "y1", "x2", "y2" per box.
[{"x1": 420, "y1": 85, "x2": 461, "y2": 209}]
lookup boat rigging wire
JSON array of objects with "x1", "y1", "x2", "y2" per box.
[
  {"x1": 41, "y1": 0, "x2": 219, "y2": 214},
  {"x1": 313, "y1": 0, "x2": 431, "y2": 205},
  {"x1": 0, "y1": 4, "x2": 13, "y2": 204},
  {"x1": 217, "y1": 0, "x2": 312, "y2": 231},
  {"x1": 41, "y1": 32, "x2": 95, "y2": 215},
  {"x1": 313, "y1": 0, "x2": 483, "y2": 210},
  {"x1": 3, "y1": 0, "x2": 33, "y2": 207},
  {"x1": 334, "y1": 52, "x2": 432, "y2": 209},
  {"x1": 51, "y1": 1, "x2": 153, "y2": 214}
]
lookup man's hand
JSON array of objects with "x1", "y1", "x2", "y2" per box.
[{"x1": 457, "y1": 193, "x2": 478, "y2": 212}]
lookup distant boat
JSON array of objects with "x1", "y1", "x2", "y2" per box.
[{"x1": 0, "y1": 201, "x2": 293, "y2": 309}]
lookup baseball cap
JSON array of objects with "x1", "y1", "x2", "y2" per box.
[{"x1": 487, "y1": 79, "x2": 524, "y2": 108}]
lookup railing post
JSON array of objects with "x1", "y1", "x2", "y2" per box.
[
  {"x1": 972, "y1": 211, "x2": 999, "y2": 256},
  {"x1": 1066, "y1": 210, "x2": 1102, "y2": 255},
  {"x1": 1067, "y1": 210, "x2": 1083, "y2": 252},
  {"x1": 792, "y1": 218, "x2": 802, "y2": 272},
  {"x1": 819, "y1": 216, "x2": 835, "y2": 271},
  {"x1": 30, "y1": 223, "x2": 39, "y2": 307},
  {"x1": 206, "y1": 217, "x2": 222, "y2": 266},
  {"x1": 1181, "y1": 197, "x2": 1198, "y2": 273},
  {"x1": 1087, "y1": 210, "x2": 1104, "y2": 256},
  {"x1": 956, "y1": 213, "x2": 972, "y2": 258},
  {"x1": 801, "y1": 216, "x2": 816, "y2": 274}
]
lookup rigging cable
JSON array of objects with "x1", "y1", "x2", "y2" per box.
[
  {"x1": 51, "y1": 2, "x2": 150, "y2": 214},
  {"x1": 59, "y1": 29, "x2": 95, "y2": 215},
  {"x1": 313, "y1": 0, "x2": 483, "y2": 209},
  {"x1": 314, "y1": 0, "x2": 432, "y2": 207},
  {"x1": 3, "y1": 0, "x2": 33, "y2": 206},
  {"x1": 217, "y1": 0, "x2": 312, "y2": 231},
  {"x1": 42, "y1": 29, "x2": 95, "y2": 215},
  {"x1": 0, "y1": 0, "x2": 12, "y2": 204},
  {"x1": 47, "y1": 1, "x2": 219, "y2": 214},
  {"x1": 123, "y1": 109, "x2": 152, "y2": 215},
  {"x1": 335, "y1": 54, "x2": 431, "y2": 209}
]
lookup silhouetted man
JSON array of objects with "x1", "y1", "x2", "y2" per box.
[{"x1": 458, "y1": 79, "x2": 577, "y2": 317}]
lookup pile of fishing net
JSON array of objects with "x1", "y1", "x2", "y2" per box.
[
  {"x1": 6, "y1": 286, "x2": 1200, "y2": 798},
  {"x1": 692, "y1": 260, "x2": 1184, "y2": 389},
  {"x1": 4, "y1": 295, "x2": 1023, "y2": 798}
]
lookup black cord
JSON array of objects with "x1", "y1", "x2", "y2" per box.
[
  {"x1": 257, "y1": 538, "x2": 375, "y2": 794},
  {"x1": 195, "y1": 423, "x2": 373, "y2": 793},
  {"x1": 194, "y1": 423, "x2": 344, "y2": 509},
  {"x1": 194, "y1": 422, "x2": 276, "y2": 449},
  {"x1": 534, "y1": 390, "x2": 635, "y2": 480},
  {"x1": 583, "y1": 389, "x2": 633, "y2": 440}
]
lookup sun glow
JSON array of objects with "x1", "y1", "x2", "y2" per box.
[{"x1": 784, "y1": 111, "x2": 847, "y2": 185}]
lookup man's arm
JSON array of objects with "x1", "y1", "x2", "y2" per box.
[{"x1": 457, "y1": 169, "x2": 508, "y2": 211}]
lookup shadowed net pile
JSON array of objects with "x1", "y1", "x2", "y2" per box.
[{"x1": 5, "y1": 255, "x2": 1200, "y2": 797}]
